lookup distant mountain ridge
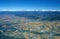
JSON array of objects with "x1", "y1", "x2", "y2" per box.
[{"x1": 0, "y1": 11, "x2": 60, "y2": 21}]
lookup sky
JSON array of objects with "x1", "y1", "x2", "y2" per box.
[{"x1": 0, "y1": 0, "x2": 60, "y2": 11}]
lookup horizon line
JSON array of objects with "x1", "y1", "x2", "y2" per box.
[{"x1": 0, "y1": 9, "x2": 60, "y2": 11}]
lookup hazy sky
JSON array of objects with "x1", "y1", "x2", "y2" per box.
[{"x1": 0, "y1": 0, "x2": 60, "y2": 11}]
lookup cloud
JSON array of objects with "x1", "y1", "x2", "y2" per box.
[
  {"x1": 0, "y1": 9, "x2": 60, "y2": 11},
  {"x1": 0, "y1": 9, "x2": 17, "y2": 11},
  {"x1": 40, "y1": 9, "x2": 57, "y2": 11}
]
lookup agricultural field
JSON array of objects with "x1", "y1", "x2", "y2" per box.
[{"x1": 0, "y1": 11, "x2": 60, "y2": 39}]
